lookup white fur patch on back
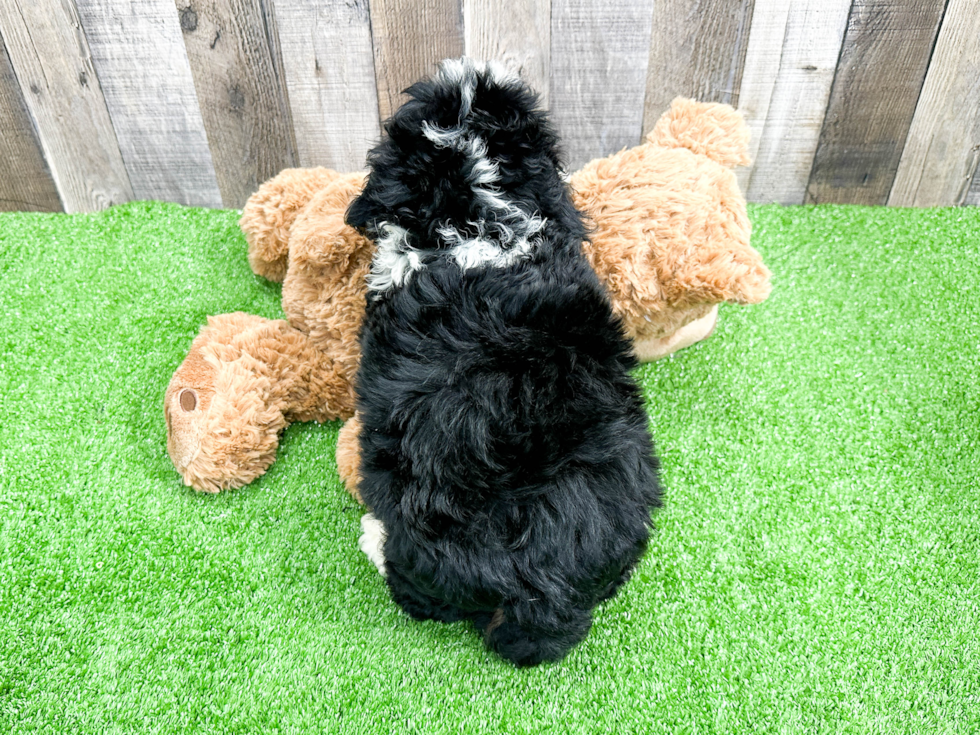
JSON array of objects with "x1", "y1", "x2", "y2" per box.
[
  {"x1": 367, "y1": 223, "x2": 425, "y2": 292},
  {"x1": 439, "y1": 218, "x2": 544, "y2": 271},
  {"x1": 426, "y1": 127, "x2": 548, "y2": 269}
]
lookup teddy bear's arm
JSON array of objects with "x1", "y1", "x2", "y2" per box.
[{"x1": 240, "y1": 167, "x2": 351, "y2": 282}]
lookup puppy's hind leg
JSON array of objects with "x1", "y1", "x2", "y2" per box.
[
  {"x1": 358, "y1": 513, "x2": 388, "y2": 576},
  {"x1": 384, "y1": 564, "x2": 468, "y2": 624},
  {"x1": 483, "y1": 604, "x2": 593, "y2": 667},
  {"x1": 360, "y1": 516, "x2": 467, "y2": 622}
]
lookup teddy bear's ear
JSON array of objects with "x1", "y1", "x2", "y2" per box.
[{"x1": 647, "y1": 98, "x2": 750, "y2": 169}]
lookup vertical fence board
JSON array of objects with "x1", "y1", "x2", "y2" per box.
[
  {"x1": 889, "y1": 0, "x2": 980, "y2": 206},
  {"x1": 76, "y1": 0, "x2": 222, "y2": 207},
  {"x1": 0, "y1": 36, "x2": 61, "y2": 212},
  {"x1": 738, "y1": 0, "x2": 851, "y2": 205},
  {"x1": 0, "y1": 0, "x2": 132, "y2": 212},
  {"x1": 550, "y1": 0, "x2": 656, "y2": 170},
  {"x1": 967, "y1": 167, "x2": 980, "y2": 206},
  {"x1": 463, "y1": 0, "x2": 551, "y2": 108},
  {"x1": 177, "y1": 0, "x2": 298, "y2": 208},
  {"x1": 369, "y1": 0, "x2": 464, "y2": 123},
  {"x1": 273, "y1": 0, "x2": 380, "y2": 171},
  {"x1": 735, "y1": 1, "x2": 790, "y2": 195},
  {"x1": 643, "y1": 0, "x2": 755, "y2": 132},
  {"x1": 806, "y1": 0, "x2": 947, "y2": 205}
]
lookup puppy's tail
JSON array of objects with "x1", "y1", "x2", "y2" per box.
[{"x1": 481, "y1": 606, "x2": 592, "y2": 668}]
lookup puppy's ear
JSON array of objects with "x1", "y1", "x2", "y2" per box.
[{"x1": 345, "y1": 189, "x2": 379, "y2": 232}]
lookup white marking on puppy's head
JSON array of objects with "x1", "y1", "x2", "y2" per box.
[
  {"x1": 367, "y1": 58, "x2": 548, "y2": 289},
  {"x1": 422, "y1": 121, "x2": 468, "y2": 149},
  {"x1": 435, "y1": 58, "x2": 520, "y2": 118}
]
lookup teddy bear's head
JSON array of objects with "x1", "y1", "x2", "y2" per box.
[{"x1": 569, "y1": 98, "x2": 770, "y2": 360}]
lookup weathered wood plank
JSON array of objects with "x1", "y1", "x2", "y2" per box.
[
  {"x1": 272, "y1": 0, "x2": 380, "y2": 171},
  {"x1": 806, "y1": 0, "x2": 946, "y2": 206},
  {"x1": 369, "y1": 0, "x2": 464, "y2": 123},
  {"x1": 737, "y1": 0, "x2": 851, "y2": 205},
  {"x1": 0, "y1": 35, "x2": 61, "y2": 212},
  {"x1": 0, "y1": 0, "x2": 132, "y2": 212},
  {"x1": 76, "y1": 0, "x2": 222, "y2": 207},
  {"x1": 734, "y1": 1, "x2": 790, "y2": 195},
  {"x1": 550, "y1": 0, "x2": 656, "y2": 170},
  {"x1": 177, "y1": 0, "x2": 298, "y2": 208},
  {"x1": 642, "y1": 0, "x2": 755, "y2": 132},
  {"x1": 889, "y1": 0, "x2": 980, "y2": 207},
  {"x1": 967, "y1": 164, "x2": 980, "y2": 206},
  {"x1": 463, "y1": 0, "x2": 550, "y2": 108}
]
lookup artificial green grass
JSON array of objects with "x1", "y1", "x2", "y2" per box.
[{"x1": 0, "y1": 200, "x2": 977, "y2": 733}]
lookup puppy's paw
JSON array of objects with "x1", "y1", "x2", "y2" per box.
[{"x1": 359, "y1": 513, "x2": 387, "y2": 577}]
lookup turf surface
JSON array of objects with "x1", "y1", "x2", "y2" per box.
[{"x1": 0, "y1": 201, "x2": 977, "y2": 733}]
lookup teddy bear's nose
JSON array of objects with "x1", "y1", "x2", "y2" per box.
[{"x1": 179, "y1": 389, "x2": 198, "y2": 412}]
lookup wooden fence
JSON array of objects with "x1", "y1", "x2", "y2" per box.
[{"x1": 1, "y1": 0, "x2": 978, "y2": 213}]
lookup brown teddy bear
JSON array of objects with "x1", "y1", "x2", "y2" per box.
[{"x1": 165, "y1": 98, "x2": 771, "y2": 495}]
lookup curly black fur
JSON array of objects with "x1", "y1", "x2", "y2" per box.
[{"x1": 346, "y1": 59, "x2": 662, "y2": 667}]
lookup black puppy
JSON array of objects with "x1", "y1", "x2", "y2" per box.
[{"x1": 346, "y1": 59, "x2": 662, "y2": 667}]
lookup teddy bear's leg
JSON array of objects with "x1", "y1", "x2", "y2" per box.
[
  {"x1": 166, "y1": 313, "x2": 291, "y2": 492},
  {"x1": 336, "y1": 412, "x2": 364, "y2": 503},
  {"x1": 632, "y1": 305, "x2": 719, "y2": 361},
  {"x1": 166, "y1": 343, "x2": 220, "y2": 487},
  {"x1": 166, "y1": 312, "x2": 344, "y2": 492}
]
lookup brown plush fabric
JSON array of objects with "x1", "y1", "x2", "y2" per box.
[
  {"x1": 167, "y1": 171, "x2": 374, "y2": 490},
  {"x1": 335, "y1": 412, "x2": 363, "y2": 503},
  {"x1": 280, "y1": 172, "x2": 370, "y2": 420},
  {"x1": 241, "y1": 167, "x2": 347, "y2": 283},
  {"x1": 571, "y1": 98, "x2": 770, "y2": 358},
  {"x1": 165, "y1": 98, "x2": 771, "y2": 493},
  {"x1": 648, "y1": 97, "x2": 751, "y2": 168},
  {"x1": 165, "y1": 312, "x2": 340, "y2": 492}
]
